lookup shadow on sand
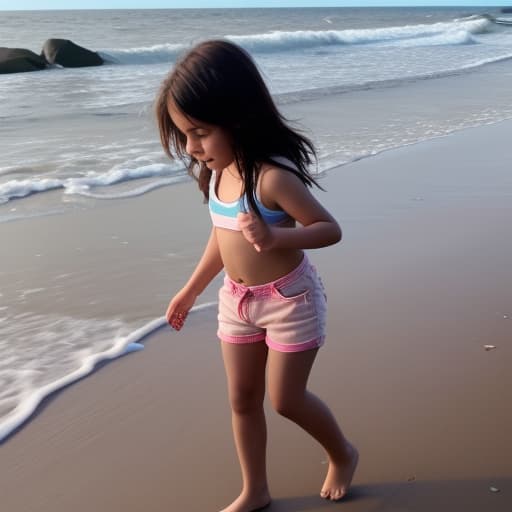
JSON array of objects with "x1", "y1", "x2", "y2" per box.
[{"x1": 265, "y1": 478, "x2": 511, "y2": 511}]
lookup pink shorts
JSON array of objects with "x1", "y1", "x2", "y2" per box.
[{"x1": 217, "y1": 255, "x2": 327, "y2": 352}]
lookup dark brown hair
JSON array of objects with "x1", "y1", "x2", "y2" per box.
[{"x1": 155, "y1": 39, "x2": 321, "y2": 215}]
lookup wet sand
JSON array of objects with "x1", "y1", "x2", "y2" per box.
[{"x1": 1, "y1": 119, "x2": 511, "y2": 511}]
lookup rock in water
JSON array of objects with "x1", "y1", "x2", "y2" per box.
[
  {"x1": 0, "y1": 47, "x2": 48, "y2": 74},
  {"x1": 41, "y1": 39, "x2": 104, "y2": 68}
]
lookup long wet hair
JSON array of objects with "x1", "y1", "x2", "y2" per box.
[{"x1": 155, "y1": 39, "x2": 321, "y2": 216}]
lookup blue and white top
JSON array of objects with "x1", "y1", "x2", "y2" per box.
[{"x1": 208, "y1": 169, "x2": 292, "y2": 231}]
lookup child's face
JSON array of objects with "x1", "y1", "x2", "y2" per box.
[{"x1": 168, "y1": 100, "x2": 235, "y2": 172}]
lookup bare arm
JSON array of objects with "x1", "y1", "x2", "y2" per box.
[
  {"x1": 183, "y1": 227, "x2": 224, "y2": 295},
  {"x1": 238, "y1": 168, "x2": 341, "y2": 252},
  {"x1": 166, "y1": 227, "x2": 223, "y2": 329}
]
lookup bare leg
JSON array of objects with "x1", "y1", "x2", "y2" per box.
[
  {"x1": 220, "y1": 341, "x2": 271, "y2": 512},
  {"x1": 267, "y1": 348, "x2": 358, "y2": 501}
]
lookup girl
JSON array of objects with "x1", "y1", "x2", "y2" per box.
[{"x1": 156, "y1": 40, "x2": 358, "y2": 512}]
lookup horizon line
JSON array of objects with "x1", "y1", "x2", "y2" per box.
[{"x1": 0, "y1": 4, "x2": 503, "y2": 11}]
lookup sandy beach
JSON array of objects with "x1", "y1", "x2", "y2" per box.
[{"x1": 1, "y1": 109, "x2": 511, "y2": 511}]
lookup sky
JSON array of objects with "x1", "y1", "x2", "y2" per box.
[{"x1": 0, "y1": 1, "x2": 506, "y2": 10}]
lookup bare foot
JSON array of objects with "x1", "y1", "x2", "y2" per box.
[
  {"x1": 219, "y1": 489, "x2": 271, "y2": 512},
  {"x1": 320, "y1": 443, "x2": 359, "y2": 501}
]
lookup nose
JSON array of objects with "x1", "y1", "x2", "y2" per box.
[{"x1": 186, "y1": 137, "x2": 201, "y2": 157}]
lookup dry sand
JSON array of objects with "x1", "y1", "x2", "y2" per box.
[{"x1": 1, "y1": 120, "x2": 511, "y2": 511}]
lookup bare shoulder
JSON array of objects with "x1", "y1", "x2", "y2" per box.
[
  {"x1": 259, "y1": 161, "x2": 306, "y2": 191},
  {"x1": 258, "y1": 161, "x2": 334, "y2": 226},
  {"x1": 257, "y1": 161, "x2": 306, "y2": 210}
]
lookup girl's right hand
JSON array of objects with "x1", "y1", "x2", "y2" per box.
[{"x1": 165, "y1": 287, "x2": 197, "y2": 331}]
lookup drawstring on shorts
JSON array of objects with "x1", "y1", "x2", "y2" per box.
[{"x1": 226, "y1": 255, "x2": 310, "y2": 323}]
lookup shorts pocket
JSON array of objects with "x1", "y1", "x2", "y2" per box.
[{"x1": 273, "y1": 275, "x2": 312, "y2": 302}]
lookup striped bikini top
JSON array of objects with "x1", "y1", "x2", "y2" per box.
[{"x1": 208, "y1": 169, "x2": 292, "y2": 231}]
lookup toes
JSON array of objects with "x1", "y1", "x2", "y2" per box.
[
  {"x1": 322, "y1": 488, "x2": 347, "y2": 501},
  {"x1": 330, "y1": 488, "x2": 343, "y2": 501},
  {"x1": 320, "y1": 489, "x2": 330, "y2": 499}
]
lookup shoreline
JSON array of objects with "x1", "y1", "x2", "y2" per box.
[
  {"x1": 1, "y1": 118, "x2": 511, "y2": 511},
  {"x1": 4, "y1": 55, "x2": 512, "y2": 222},
  {"x1": 3, "y1": 112, "x2": 511, "y2": 445}
]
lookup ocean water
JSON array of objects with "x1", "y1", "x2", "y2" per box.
[
  {"x1": 1, "y1": 6, "x2": 512, "y2": 441},
  {"x1": 3, "y1": 7, "x2": 512, "y2": 211}
]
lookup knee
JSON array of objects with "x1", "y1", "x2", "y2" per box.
[
  {"x1": 229, "y1": 386, "x2": 264, "y2": 415},
  {"x1": 270, "y1": 392, "x2": 302, "y2": 419}
]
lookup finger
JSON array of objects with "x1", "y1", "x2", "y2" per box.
[
  {"x1": 253, "y1": 244, "x2": 261, "y2": 252},
  {"x1": 166, "y1": 304, "x2": 180, "y2": 324},
  {"x1": 170, "y1": 319, "x2": 183, "y2": 331},
  {"x1": 166, "y1": 306, "x2": 175, "y2": 325},
  {"x1": 170, "y1": 311, "x2": 188, "y2": 331},
  {"x1": 168, "y1": 309, "x2": 184, "y2": 325},
  {"x1": 237, "y1": 211, "x2": 254, "y2": 225}
]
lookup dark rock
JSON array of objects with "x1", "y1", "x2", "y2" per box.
[
  {"x1": 0, "y1": 47, "x2": 47, "y2": 74},
  {"x1": 501, "y1": 8, "x2": 512, "y2": 13},
  {"x1": 41, "y1": 39, "x2": 104, "y2": 68}
]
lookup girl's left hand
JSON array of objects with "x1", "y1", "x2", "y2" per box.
[{"x1": 237, "y1": 211, "x2": 274, "y2": 252}]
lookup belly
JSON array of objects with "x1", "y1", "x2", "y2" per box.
[{"x1": 216, "y1": 228, "x2": 304, "y2": 285}]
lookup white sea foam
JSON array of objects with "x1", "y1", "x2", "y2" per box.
[
  {"x1": 101, "y1": 43, "x2": 185, "y2": 65},
  {"x1": 97, "y1": 16, "x2": 493, "y2": 66},
  {"x1": 0, "y1": 178, "x2": 62, "y2": 203},
  {"x1": 69, "y1": 177, "x2": 185, "y2": 199},
  {"x1": 0, "y1": 162, "x2": 188, "y2": 204},
  {"x1": 381, "y1": 29, "x2": 477, "y2": 47},
  {"x1": 0, "y1": 302, "x2": 217, "y2": 443},
  {"x1": 232, "y1": 17, "x2": 489, "y2": 50},
  {"x1": 63, "y1": 163, "x2": 184, "y2": 193}
]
